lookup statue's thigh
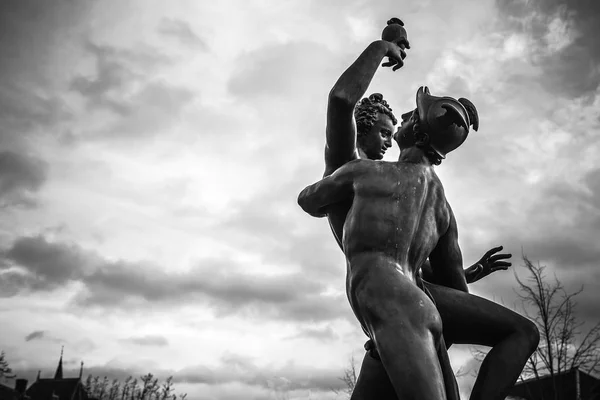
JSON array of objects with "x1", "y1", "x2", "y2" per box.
[
  {"x1": 351, "y1": 353, "x2": 396, "y2": 400},
  {"x1": 424, "y1": 282, "x2": 529, "y2": 347},
  {"x1": 353, "y1": 270, "x2": 441, "y2": 336}
]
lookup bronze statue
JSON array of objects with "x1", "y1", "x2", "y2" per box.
[{"x1": 300, "y1": 19, "x2": 539, "y2": 400}]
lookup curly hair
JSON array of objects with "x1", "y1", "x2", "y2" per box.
[
  {"x1": 354, "y1": 93, "x2": 398, "y2": 137},
  {"x1": 410, "y1": 110, "x2": 443, "y2": 166}
]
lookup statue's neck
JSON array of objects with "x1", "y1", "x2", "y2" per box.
[
  {"x1": 357, "y1": 147, "x2": 367, "y2": 159},
  {"x1": 398, "y1": 147, "x2": 432, "y2": 165}
]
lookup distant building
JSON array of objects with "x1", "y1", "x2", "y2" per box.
[
  {"x1": 5, "y1": 349, "x2": 89, "y2": 400},
  {"x1": 508, "y1": 367, "x2": 600, "y2": 400},
  {"x1": 0, "y1": 378, "x2": 30, "y2": 400}
]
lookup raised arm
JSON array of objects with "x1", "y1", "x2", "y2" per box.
[
  {"x1": 324, "y1": 40, "x2": 406, "y2": 175},
  {"x1": 299, "y1": 160, "x2": 364, "y2": 218},
  {"x1": 421, "y1": 245, "x2": 512, "y2": 284},
  {"x1": 428, "y1": 207, "x2": 468, "y2": 293}
]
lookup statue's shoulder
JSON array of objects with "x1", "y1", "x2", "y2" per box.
[
  {"x1": 348, "y1": 158, "x2": 377, "y2": 168},
  {"x1": 341, "y1": 159, "x2": 382, "y2": 181},
  {"x1": 357, "y1": 159, "x2": 391, "y2": 174}
]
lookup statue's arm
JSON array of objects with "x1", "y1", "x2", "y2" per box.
[
  {"x1": 298, "y1": 160, "x2": 362, "y2": 217},
  {"x1": 421, "y1": 246, "x2": 512, "y2": 284},
  {"x1": 428, "y1": 209, "x2": 469, "y2": 293},
  {"x1": 324, "y1": 40, "x2": 405, "y2": 174}
]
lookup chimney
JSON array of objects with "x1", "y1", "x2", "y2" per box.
[{"x1": 15, "y1": 379, "x2": 27, "y2": 395}]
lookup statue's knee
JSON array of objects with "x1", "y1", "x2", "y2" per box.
[
  {"x1": 527, "y1": 320, "x2": 540, "y2": 350},
  {"x1": 519, "y1": 319, "x2": 540, "y2": 352}
]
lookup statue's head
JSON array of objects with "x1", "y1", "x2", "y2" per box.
[
  {"x1": 394, "y1": 86, "x2": 479, "y2": 165},
  {"x1": 355, "y1": 93, "x2": 398, "y2": 160}
]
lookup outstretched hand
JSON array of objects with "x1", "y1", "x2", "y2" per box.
[
  {"x1": 382, "y1": 41, "x2": 407, "y2": 71},
  {"x1": 465, "y1": 246, "x2": 512, "y2": 284}
]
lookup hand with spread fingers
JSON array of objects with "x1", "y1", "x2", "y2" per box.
[{"x1": 465, "y1": 246, "x2": 512, "y2": 284}]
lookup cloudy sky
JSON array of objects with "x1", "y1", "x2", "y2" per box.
[{"x1": 1, "y1": 0, "x2": 599, "y2": 398}]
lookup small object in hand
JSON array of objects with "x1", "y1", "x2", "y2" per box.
[{"x1": 382, "y1": 17, "x2": 410, "y2": 49}]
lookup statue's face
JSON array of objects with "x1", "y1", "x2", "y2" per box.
[
  {"x1": 359, "y1": 113, "x2": 394, "y2": 160},
  {"x1": 394, "y1": 109, "x2": 417, "y2": 149}
]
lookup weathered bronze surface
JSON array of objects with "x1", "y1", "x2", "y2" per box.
[{"x1": 298, "y1": 19, "x2": 539, "y2": 400}]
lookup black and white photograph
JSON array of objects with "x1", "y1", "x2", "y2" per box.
[{"x1": 1, "y1": 0, "x2": 599, "y2": 399}]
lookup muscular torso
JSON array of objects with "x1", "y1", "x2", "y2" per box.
[{"x1": 342, "y1": 161, "x2": 450, "y2": 282}]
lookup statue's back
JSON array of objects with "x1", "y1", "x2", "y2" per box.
[{"x1": 342, "y1": 161, "x2": 450, "y2": 277}]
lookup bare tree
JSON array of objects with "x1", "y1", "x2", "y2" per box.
[
  {"x1": 138, "y1": 373, "x2": 159, "y2": 399},
  {"x1": 516, "y1": 256, "x2": 600, "y2": 382},
  {"x1": 469, "y1": 256, "x2": 600, "y2": 399},
  {"x1": 0, "y1": 350, "x2": 16, "y2": 381},
  {"x1": 332, "y1": 354, "x2": 358, "y2": 399},
  {"x1": 97, "y1": 376, "x2": 109, "y2": 399},
  {"x1": 159, "y1": 376, "x2": 174, "y2": 400},
  {"x1": 107, "y1": 379, "x2": 120, "y2": 400},
  {"x1": 85, "y1": 374, "x2": 185, "y2": 400},
  {"x1": 85, "y1": 374, "x2": 94, "y2": 394},
  {"x1": 129, "y1": 378, "x2": 139, "y2": 400},
  {"x1": 120, "y1": 376, "x2": 132, "y2": 400}
]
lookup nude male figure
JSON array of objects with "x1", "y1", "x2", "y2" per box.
[
  {"x1": 299, "y1": 88, "x2": 538, "y2": 399},
  {"x1": 299, "y1": 105, "x2": 474, "y2": 398},
  {"x1": 313, "y1": 28, "x2": 539, "y2": 399}
]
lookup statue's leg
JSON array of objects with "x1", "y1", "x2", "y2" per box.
[
  {"x1": 349, "y1": 284, "x2": 460, "y2": 400},
  {"x1": 425, "y1": 283, "x2": 540, "y2": 400},
  {"x1": 350, "y1": 352, "x2": 395, "y2": 400},
  {"x1": 437, "y1": 334, "x2": 461, "y2": 400},
  {"x1": 350, "y1": 331, "x2": 459, "y2": 400},
  {"x1": 421, "y1": 280, "x2": 461, "y2": 400},
  {"x1": 350, "y1": 265, "x2": 448, "y2": 400}
]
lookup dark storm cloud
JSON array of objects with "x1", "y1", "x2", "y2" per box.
[
  {"x1": 577, "y1": 286, "x2": 600, "y2": 322},
  {"x1": 23, "y1": 330, "x2": 63, "y2": 344},
  {"x1": 70, "y1": 41, "x2": 191, "y2": 121},
  {"x1": 0, "y1": 88, "x2": 71, "y2": 143},
  {"x1": 3, "y1": 236, "x2": 92, "y2": 286},
  {"x1": 453, "y1": 164, "x2": 600, "y2": 274},
  {"x1": 0, "y1": 0, "x2": 91, "y2": 84},
  {"x1": 0, "y1": 0, "x2": 84, "y2": 149},
  {"x1": 70, "y1": 41, "x2": 171, "y2": 112},
  {"x1": 68, "y1": 41, "x2": 195, "y2": 141},
  {"x1": 0, "y1": 235, "x2": 348, "y2": 322},
  {"x1": 0, "y1": 0, "x2": 84, "y2": 158},
  {"x1": 0, "y1": 151, "x2": 48, "y2": 208},
  {"x1": 70, "y1": 42, "x2": 138, "y2": 116},
  {"x1": 121, "y1": 335, "x2": 169, "y2": 347},
  {"x1": 24, "y1": 330, "x2": 46, "y2": 342},
  {"x1": 158, "y1": 19, "x2": 208, "y2": 49},
  {"x1": 496, "y1": 0, "x2": 600, "y2": 97},
  {"x1": 511, "y1": 175, "x2": 600, "y2": 269},
  {"x1": 583, "y1": 167, "x2": 600, "y2": 206}
]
